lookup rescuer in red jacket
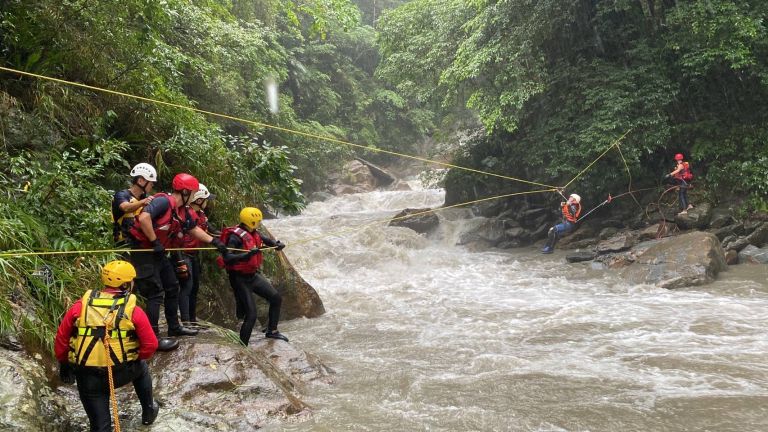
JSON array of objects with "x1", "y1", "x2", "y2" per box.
[
  {"x1": 218, "y1": 207, "x2": 288, "y2": 345},
  {"x1": 128, "y1": 173, "x2": 228, "y2": 350},
  {"x1": 54, "y1": 260, "x2": 160, "y2": 431}
]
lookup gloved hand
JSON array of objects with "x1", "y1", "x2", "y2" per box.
[
  {"x1": 175, "y1": 260, "x2": 189, "y2": 281},
  {"x1": 59, "y1": 362, "x2": 75, "y2": 384},
  {"x1": 151, "y1": 239, "x2": 165, "y2": 255},
  {"x1": 274, "y1": 240, "x2": 285, "y2": 251},
  {"x1": 211, "y1": 238, "x2": 228, "y2": 254},
  {"x1": 248, "y1": 247, "x2": 262, "y2": 257}
]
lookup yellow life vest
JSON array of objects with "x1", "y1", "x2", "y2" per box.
[
  {"x1": 113, "y1": 196, "x2": 143, "y2": 242},
  {"x1": 69, "y1": 290, "x2": 140, "y2": 367}
]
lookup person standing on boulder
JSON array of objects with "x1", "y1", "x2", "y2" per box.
[
  {"x1": 111, "y1": 163, "x2": 156, "y2": 247},
  {"x1": 178, "y1": 184, "x2": 214, "y2": 328},
  {"x1": 54, "y1": 260, "x2": 160, "y2": 430},
  {"x1": 128, "y1": 173, "x2": 228, "y2": 350},
  {"x1": 665, "y1": 153, "x2": 694, "y2": 215},
  {"x1": 542, "y1": 193, "x2": 582, "y2": 254},
  {"x1": 217, "y1": 207, "x2": 288, "y2": 345}
]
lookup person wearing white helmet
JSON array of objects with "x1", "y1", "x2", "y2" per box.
[
  {"x1": 111, "y1": 163, "x2": 157, "y2": 246},
  {"x1": 178, "y1": 183, "x2": 215, "y2": 328},
  {"x1": 128, "y1": 173, "x2": 228, "y2": 351},
  {"x1": 542, "y1": 193, "x2": 582, "y2": 254}
]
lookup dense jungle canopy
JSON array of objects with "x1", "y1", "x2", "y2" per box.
[{"x1": 1, "y1": 0, "x2": 768, "y2": 347}]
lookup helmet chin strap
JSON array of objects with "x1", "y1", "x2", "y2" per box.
[
  {"x1": 181, "y1": 190, "x2": 193, "y2": 206},
  {"x1": 139, "y1": 178, "x2": 152, "y2": 194}
]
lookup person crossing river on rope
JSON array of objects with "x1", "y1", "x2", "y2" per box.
[
  {"x1": 217, "y1": 207, "x2": 288, "y2": 345},
  {"x1": 541, "y1": 193, "x2": 582, "y2": 254}
]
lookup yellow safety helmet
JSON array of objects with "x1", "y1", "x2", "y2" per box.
[
  {"x1": 101, "y1": 260, "x2": 137, "y2": 288},
  {"x1": 239, "y1": 207, "x2": 263, "y2": 230}
]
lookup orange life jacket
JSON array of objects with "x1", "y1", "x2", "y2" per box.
[
  {"x1": 674, "y1": 161, "x2": 693, "y2": 181},
  {"x1": 562, "y1": 202, "x2": 582, "y2": 223},
  {"x1": 128, "y1": 193, "x2": 185, "y2": 248},
  {"x1": 215, "y1": 227, "x2": 263, "y2": 273}
]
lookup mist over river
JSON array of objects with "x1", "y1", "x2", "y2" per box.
[{"x1": 264, "y1": 186, "x2": 768, "y2": 432}]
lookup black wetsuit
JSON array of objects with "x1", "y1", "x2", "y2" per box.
[{"x1": 222, "y1": 228, "x2": 282, "y2": 345}]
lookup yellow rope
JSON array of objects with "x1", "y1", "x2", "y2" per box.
[
  {"x1": 1, "y1": 190, "x2": 555, "y2": 257},
  {"x1": 103, "y1": 310, "x2": 121, "y2": 432},
  {"x1": 0, "y1": 66, "x2": 557, "y2": 189},
  {"x1": 0, "y1": 246, "x2": 247, "y2": 258},
  {"x1": 561, "y1": 128, "x2": 633, "y2": 190},
  {"x1": 284, "y1": 188, "x2": 557, "y2": 247}
]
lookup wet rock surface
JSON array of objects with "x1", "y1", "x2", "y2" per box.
[
  {"x1": 144, "y1": 332, "x2": 330, "y2": 430},
  {"x1": 619, "y1": 231, "x2": 727, "y2": 289},
  {"x1": 566, "y1": 251, "x2": 597, "y2": 263},
  {"x1": 389, "y1": 208, "x2": 440, "y2": 233},
  {"x1": 738, "y1": 245, "x2": 768, "y2": 264},
  {"x1": 0, "y1": 349, "x2": 72, "y2": 431},
  {"x1": 42, "y1": 331, "x2": 333, "y2": 431}
]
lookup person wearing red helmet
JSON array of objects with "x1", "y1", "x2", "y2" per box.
[
  {"x1": 128, "y1": 173, "x2": 228, "y2": 350},
  {"x1": 665, "y1": 153, "x2": 694, "y2": 215}
]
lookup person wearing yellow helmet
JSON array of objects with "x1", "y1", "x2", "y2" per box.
[
  {"x1": 216, "y1": 206, "x2": 288, "y2": 344},
  {"x1": 54, "y1": 260, "x2": 160, "y2": 430},
  {"x1": 542, "y1": 193, "x2": 582, "y2": 254}
]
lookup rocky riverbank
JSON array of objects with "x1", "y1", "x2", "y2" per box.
[{"x1": 0, "y1": 246, "x2": 328, "y2": 431}]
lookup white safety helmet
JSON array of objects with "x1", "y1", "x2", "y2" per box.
[
  {"x1": 569, "y1": 193, "x2": 581, "y2": 204},
  {"x1": 192, "y1": 183, "x2": 210, "y2": 202},
  {"x1": 130, "y1": 163, "x2": 157, "y2": 182}
]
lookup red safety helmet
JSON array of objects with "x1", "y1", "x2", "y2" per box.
[
  {"x1": 171, "y1": 173, "x2": 199, "y2": 192},
  {"x1": 674, "y1": 153, "x2": 684, "y2": 161}
]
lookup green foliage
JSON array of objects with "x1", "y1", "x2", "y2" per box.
[
  {"x1": 0, "y1": 0, "x2": 432, "y2": 352},
  {"x1": 380, "y1": 0, "x2": 768, "y2": 208}
]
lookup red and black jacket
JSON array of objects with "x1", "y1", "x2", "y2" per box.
[{"x1": 128, "y1": 193, "x2": 196, "y2": 248}]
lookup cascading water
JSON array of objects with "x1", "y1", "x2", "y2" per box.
[{"x1": 264, "y1": 185, "x2": 768, "y2": 432}]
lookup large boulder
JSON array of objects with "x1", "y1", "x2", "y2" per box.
[
  {"x1": 558, "y1": 225, "x2": 597, "y2": 247},
  {"x1": 261, "y1": 227, "x2": 325, "y2": 320},
  {"x1": 709, "y1": 208, "x2": 735, "y2": 228},
  {"x1": 458, "y1": 219, "x2": 508, "y2": 246},
  {"x1": 144, "y1": 332, "x2": 330, "y2": 430},
  {"x1": 48, "y1": 333, "x2": 329, "y2": 431},
  {"x1": 737, "y1": 245, "x2": 768, "y2": 264},
  {"x1": 711, "y1": 223, "x2": 743, "y2": 241},
  {"x1": 620, "y1": 231, "x2": 727, "y2": 289},
  {"x1": 675, "y1": 202, "x2": 713, "y2": 229},
  {"x1": 596, "y1": 232, "x2": 637, "y2": 254},
  {"x1": 566, "y1": 251, "x2": 597, "y2": 263},
  {"x1": 354, "y1": 157, "x2": 395, "y2": 187},
  {"x1": 389, "y1": 208, "x2": 440, "y2": 234},
  {"x1": 721, "y1": 235, "x2": 750, "y2": 252},
  {"x1": 0, "y1": 349, "x2": 73, "y2": 431},
  {"x1": 331, "y1": 160, "x2": 378, "y2": 195},
  {"x1": 746, "y1": 222, "x2": 768, "y2": 247}
]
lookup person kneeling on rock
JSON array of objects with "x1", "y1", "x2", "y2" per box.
[
  {"x1": 217, "y1": 207, "x2": 289, "y2": 345},
  {"x1": 542, "y1": 193, "x2": 582, "y2": 254},
  {"x1": 54, "y1": 260, "x2": 160, "y2": 431}
]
